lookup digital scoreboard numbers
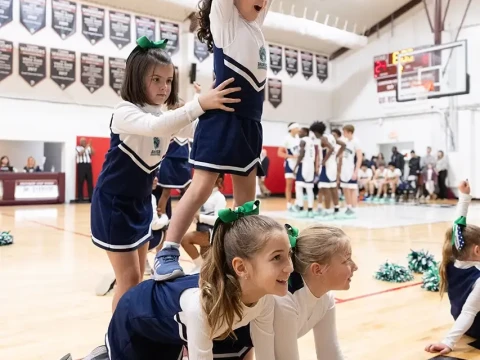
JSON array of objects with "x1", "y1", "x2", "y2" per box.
[{"x1": 374, "y1": 46, "x2": 432, "y2": 104}]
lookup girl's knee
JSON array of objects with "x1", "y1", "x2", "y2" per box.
[{"x1": 117, "y1": 268, "x2": 142, "y2": 287}]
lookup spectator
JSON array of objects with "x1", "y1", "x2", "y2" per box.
[
  {"x1": 436, "y1": 150, "x2": 448, "y2": 199},
  {"x1": 24, "y1": 156, "x2": 42, "y2": 173},
  {"x1": 0, "y1": 156, "x2": 14, "y2": 172},
  {"x1": 422, "y1": 163, "x2": 438, "y2": 199},
  {"x1": 76, "y1": 138, "x2": 94, "y2": 202},
  {"x1": 421, "y1": 146, "x2": 436, "y2": 170},
  {"x1": 390, "y1": 146, "x2": 405, "y2": 176},
  {"x1": 408, "y1": 150, "x2": 421, "y2": 177}
]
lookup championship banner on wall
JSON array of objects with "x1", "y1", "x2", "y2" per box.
[
  {"x1": 316, "y1": 55, "x2": 328, "y2": 83},
  {"x1": 285, "y1": 48, "x2": 298, "y2": 77},
  {"x1": 268, "y1": 78, "x2": 282, "y2": 108},
  {"x1": 109, "y1": 57, "x2": 125, "y2": 96},
  {"x1": 19, "y1": 43, "x2": 46, "y2": 87},
  {"x1": 135, "y1": 16, "x2": 155, "y2": 41},
  {"x1": 20, "y1": 0, "x2": 46, "y2": 34},
  {"x1": 159, "y1": 21, "x2": 179, "y2": 56},
  {"x1": 50, "y1": 48, "x2": 75, "y2": 90},
  {"x1": 300, "y1": 51, "x2": 313, "y2": 80},
  {"x1": 194, "y1": 37, "x2": 209, "y2": 62},
  {"x1": 81, "y1": 5, "x2": 105, "y2": 45},
  {"x1": 51, "y1": 0, "x2": 76, "y2": 40},
  {"x1": 0, "y1": 39, "x2": 13, "y2": 82},
  {"x1": 109, "y1": 11, "x2": 131, "y2": 49},
  {"x1": 268, "y1": 45, "x2": 282, "y2": 75},
  {"x1": 81, "y1": 53, "x2": 104, "y2": 93},
  {"x1": 0, "y1": 0, "x2": 13, "y2": 29}
]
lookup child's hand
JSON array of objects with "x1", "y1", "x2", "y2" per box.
[
  {"x1": 198, "y1": 78, "x2": 241, "y2": 112},
  {"x1": 424, "y1": 343, "x2": 452, "y2": 355},
  {"x1": 193, "y1": 82, "x2": 201, "y2": 94},
  {"x1": 458, "y1": 180, "x2": 470, "y2": 194}
]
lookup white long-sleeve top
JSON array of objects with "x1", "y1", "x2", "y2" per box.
[
  {"x1": 273, "y1": 283, "x2": 343, "y2": 360},
  {"x1": 179, "y1": 289, "x2": 275, "y2": 360},
  {"x1": 441, "y1": 192, "x2": 480, "y2": 350},
  {"x1": 198, "y1": 187, "x2": 227, "y2": 226}
]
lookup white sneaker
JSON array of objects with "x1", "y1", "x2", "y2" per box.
[
  {"x1": 95, "y1": 272, "x2": 116, "y2": 296},
  {"x1": 152, "y1": 214, "x2": 169, "y2": 231}
]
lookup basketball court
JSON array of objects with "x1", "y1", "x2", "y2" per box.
[{"x1": 1, "y1": 198, "x2": 480, "y2": 360}]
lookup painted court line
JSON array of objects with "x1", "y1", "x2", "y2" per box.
[
  {"x1": 1, "y1": 212, "x2": 425, "y2": 300},
  {"x1": 335, "y1": 281, "x2": 424, "y2": 304}
]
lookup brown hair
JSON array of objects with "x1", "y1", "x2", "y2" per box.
[
  {"x1": 293, "y1": 224, "x2": 350, "y2": 274},
  {"x1": 343, "y1": 124, "x2": 355, "y2": 133},
  {"x1": 121, "y1": 47, "x2": 178, "y2": 107},
  {"x1": 197, "y1": 0, "x2": 214, "y2": 53},
  {"x1": 439, "y1": 224, "x2": 480, "y2": 297},
  {"x1": 200, "y1": 215, "x2": 285, "y2": 339}
]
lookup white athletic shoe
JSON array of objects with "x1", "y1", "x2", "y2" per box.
[
  {"x1": 152, "y1": 214, "x2": 169, "y2": 231},
  {"x1": 95, "y1": 272, "x2": 116, "y2": 296}
]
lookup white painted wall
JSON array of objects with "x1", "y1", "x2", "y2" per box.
[
  {"x1": 0, "y1": 140, "x2": 45, "y2": 171},
  {"x1": 330, "y1": 0, "x2": 480, "y2": 196}
]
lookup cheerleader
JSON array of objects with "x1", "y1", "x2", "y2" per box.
[
  {"x1": 425, "y1": 181, "x2": 480, "y2": 355},
  {"x1": 272, "y1": 224, "x2": 357, "y2": 359},
  {"x1": 90, "y1": 35, "x2": 240, "y2": 311},
  {"x1": 76, "y1": 201, "x2": 293, "y2": 360},
  {"x1": 154, "y1": 0, "x2": 274, "y2": 281}
]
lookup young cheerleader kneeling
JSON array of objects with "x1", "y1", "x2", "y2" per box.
[
  {"x1": 101, "y1": 201, "x2": 292, "y2": 360},
  {"x1": 425, "y1": 180, "x2": 480, "y2": 355},
  {"x1": 273, "y1": 224, "x2": 357, "y2": 360}
]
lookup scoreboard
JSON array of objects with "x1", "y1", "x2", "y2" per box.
[{"x1": 374, "y1": 46, "x2": 433, "y2": 104}]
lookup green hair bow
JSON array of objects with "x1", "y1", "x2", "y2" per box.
[
  {"x1": 136, "y1": 36, "x2": 168, "y2": 49},
  {"x1": 452, "y1": 216, "x2": 467, "y2": 250},
  {"x1": 285, "y1": 224, "x2": 299, "y2": 249},
  {"x1": 210, "y1": 200, "x2": 260, "y2": 244}
]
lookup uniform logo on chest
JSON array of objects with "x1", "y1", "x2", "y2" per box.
[
  {"x1": 151, "y1": 137, "x2": 162, "y2": 156},
  {"x1": 258, "y1": 46, "x2": 267, "y2": 70}
]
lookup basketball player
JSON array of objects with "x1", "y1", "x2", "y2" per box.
[
  {"x1": 292, "y1": 127, "x2": 316, "y2": 218},
  {"x1": 358, "y1": 161, "x2": 373, "y2": 199},
  {"x1": 310, "y1": 122, "x2": 345, "y2": 219},
  {"x1": 367, "y1": 162, "x2": 388, "y2": 202},
  {"x1": 339, "y1": 125, "x2": 362, "y2": 217},
  {"x1": 386, "y1": 161, "x2": 402, "y2": 203},
  {"x1": 278, "y1": 123, "x2": 300, "y2": 210}
]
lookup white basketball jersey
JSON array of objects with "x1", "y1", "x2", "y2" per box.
[
  {"x1": 301, "y1": 136, "x2": 315, "y2": 167},
  {"x1": 284, "y1": 135, "x2": 300, "y2": 170},
  {"x1": 322, "y1": 134, "x2": 337, "y2": 168}
]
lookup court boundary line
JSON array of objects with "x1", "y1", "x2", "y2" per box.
[{"x1": 1, "y1": 211, "x2": 425, "y2": 299}]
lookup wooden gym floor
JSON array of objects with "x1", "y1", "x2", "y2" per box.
[{"x1": 1, "y1": 198, "x2": 480, "y2": 360}]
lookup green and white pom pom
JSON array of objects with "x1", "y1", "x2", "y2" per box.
[
  {"x1": 374, "y1": 261, "x2": 414, "y2": 283},
  {"x1": 0, "y1": 231, "x2": 13, "y2": 246},
  {"x1": 407, "y1": 249, "x2": 437, "y2": 274},
  {"x1": 422, "y1": 266, "x2": 440, "y2": 292}
]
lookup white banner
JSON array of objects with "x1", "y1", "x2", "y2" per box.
[{"x1": 14, "y1": 180, "x2": 59, "y2": 200}]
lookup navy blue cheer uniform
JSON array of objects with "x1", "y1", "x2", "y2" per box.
[
  {"x1": 90, "y1": 101, "x2": 202, "y2": 252},
  {"x1": 189, "y1": 0, "x2": 272, "y2": 177},
  {"x1": 106, "y1": 274, "x2": 276, "y2": 359},
  {"x1": 158, "y1": 137, "x2": 192, "y2": 189}
]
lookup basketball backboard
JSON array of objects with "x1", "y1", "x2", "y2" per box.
[{"x1": 396, "y1": 40, "x2": 469, "y2": 102}]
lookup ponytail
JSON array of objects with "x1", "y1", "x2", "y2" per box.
[
  {"x1": 200, "y1": 210, "x2": 284, "y2": 340},
  {"x1": 200, "y1": 221, "x2": 243, "y2": 340},
  {"x1": 197, "y1": 0, "x2": 214, "y2": 53},
  {"x1": 439, "y1": 228, "x2": 454, "y2": 297}
]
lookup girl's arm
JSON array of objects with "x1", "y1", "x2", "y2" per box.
[
  {"x1": 173, "y1": 119, "x2": 198, "y2": 139},
  {"x1": 250, "y1": 295, "x2": 276, "y2": 360},
  {"x1": 112, "y1": 99, "x2": 204, "y2": 137},
  {"x1": 211, "y1": 0, "x2": 235, "y2": 24},
  {"x1": 199, "y1": 195, "x2": 227, "y2": 226},
  {"x1": 442, "y1": 278, "x2": 480, "y2": 350},
  {"x1": 181, "y1": 292, "x2": 214, "y2": 360},
  {"x1": 272, "y1": 296, "x2": 300, "y2": 360},
  {"x1": 312, "y1": 300, "x2": 344, "y2": 360}
]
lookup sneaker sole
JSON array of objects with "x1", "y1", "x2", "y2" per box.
[{"x1": 153, "y1": 269, "x2": 185, "y2": 281}]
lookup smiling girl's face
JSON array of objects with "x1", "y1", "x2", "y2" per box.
[{"x1": 145, "y1": 64, "x2": 174, "y2": 106}]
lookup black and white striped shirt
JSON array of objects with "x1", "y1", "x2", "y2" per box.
[{"x1": 76, "y1": 146, "x2": 92, "y2": 163}]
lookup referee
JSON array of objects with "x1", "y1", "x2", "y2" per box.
[{"x1": 76, "y1": 137, "x2": 94, "y2": 202}]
